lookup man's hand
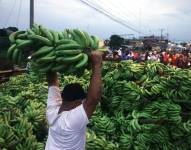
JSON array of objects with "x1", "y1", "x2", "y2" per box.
[
  {"x1": 91, "y1": 51, "x2": 105, "y2": 66},
  {"x1": 46, "y1": 72, "x2": 59, "y2": 87}
]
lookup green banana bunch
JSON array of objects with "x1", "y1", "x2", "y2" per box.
[
  {"x1": 119, "y1": 134, "x2": 133, "y2": 149},
  {"x1": 90, "y1": 115, "x2": 115, "y2": 136},
  {"x1": 7, "y1": 33, "x2": 33, "y2": 65},
  {"x1": 24, "y1": 101, "x2": 45, "y2": 130},
  {"x1": 86, "y1": 129, "x2": 117, "y2": 150},
  {"x1": 8, "y1": 24, "x2": 107, "y2": 75},
  {"x1": 68, "y1": 29, "x2": 100, "y2": 50}
]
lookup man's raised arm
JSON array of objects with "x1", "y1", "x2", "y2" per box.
[
  {"x1": 46, "y1": 72, "x2": 62, "y2": 108},
  {"x1": 83, "y1": 51, "x2": 103, "y2": 119}
]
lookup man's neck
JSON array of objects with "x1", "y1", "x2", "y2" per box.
[{"x1": 58, "y1": 101, "x2": 81, "y2": 114}]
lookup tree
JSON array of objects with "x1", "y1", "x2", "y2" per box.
[{"x1": 109, "y1": 35, "x2": 124, "y2": 50}]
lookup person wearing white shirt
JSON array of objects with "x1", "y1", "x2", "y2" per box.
[
  {"x1": 45, "y1": 51, "x2": 104, "y2": 150},
  {"x1": 117, "y1": 48, "x2": 122, "y2": 57}
]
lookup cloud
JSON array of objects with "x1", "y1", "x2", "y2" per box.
[{"x1": 0, "y1": 0, "x2": 191, "y2": 41}]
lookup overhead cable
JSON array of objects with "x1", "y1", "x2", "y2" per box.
[{"x1": 79, "y1": 0, "x2": 145, "y2": 34}]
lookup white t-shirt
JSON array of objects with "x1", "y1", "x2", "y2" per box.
[{"x1": 45, "y1": 86, "x2": 89, "y2": 150}]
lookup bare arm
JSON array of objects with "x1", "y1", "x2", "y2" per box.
[
  {"x1": 83, "y1": 51, "x2": 103, "y2": 119},
  {"x1": 46, "y1": 72, "x2": 62, "y2": 108}
]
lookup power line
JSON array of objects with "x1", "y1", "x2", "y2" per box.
[
  {"x1": 106, "y1": 0, "x2": 140, "y2": 21},
  {"x1": 84, "y1": 0, "x2": 148, "y2": 36},
  {"x1": 109, "y1": 1, "x2": 152, "y2": 34},
  {"x1": 79, "y1": 0, "x2": 144, "y2": 34},
  {"x1": 92, "y1": 0, "x2": 138, "y2": 28},
  {"x1": 104, "y1": 0, "x2": 153, "y2": 35},
  {"x1": 93, "y1": 0, "x2": 151, "y2": 35}
]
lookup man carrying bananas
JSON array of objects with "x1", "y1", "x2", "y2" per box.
[{"x1": 45, "y1": 51, "x2": 104, "y2": 150}]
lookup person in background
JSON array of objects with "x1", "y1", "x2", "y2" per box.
[
  {"x1": 162, "y1": 52, "x2": 169, "y2": 65},
  {"x1": 177, "y1": 54, "x2": 184, "y2": 68},
  {"x1": 159, "y1": 51, "x2": 164, "y2": 63},
  {"x1": 121, "y1": 49, "x2": 127, "y2": 60},
  {"x1": 147, "y1": 51, "x2": 152, "y2": 61},
  {"x1": 117, "y1": 48, "x2": 122, "y2": 59},
  {"x1": 145, "y1": 51, "x2": 149, "y2": 61},
  {"x1": 150, "y1": 51, "x2": 159, "y2": 61},
  {"x1": 188, "y1": 52, "x2": 191, "y2": 66},
  {"x1": 139, "y1": 52, "x2": 146, "y2": 62},
  {"x1": 127, "y1": 51, "x2": 133, "y2": 60},
  {"x1": 45, "y1": 51, "x2": 104, "y2": 150},
  {"x1": 172, "y1": 53, "x2": 177, "y2": 66},
  {"x1": 124, "y1": 51, "x2": 129, "y2": 60},
  {"x1": 112, "y1": 51, "x2": 121, "y2": 61},
  {"x1": 168, "y1": 53, "x2": 173, "y2": 65},
  {"x1": 132, "y1": 51, "x2": 139, "y2": 61},
  {"x1": 182, "y1": 50, "x2": 189, "y2": 68}
]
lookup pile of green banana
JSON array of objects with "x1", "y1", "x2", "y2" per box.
[
  {"x1": 7, "y1": 24, "x2": 104, "y2": 74},
  {"x1": 86, "y1": 129, "x2": 119, "y2": 150},
  {"x1": 0, "y1": 75, "x2": 47, "y2": 150},
  {"x1": 100, "y1": 61, "x2": 191, "y2": 149},
  {"x1": 1, "y1": 61, "x2": 191, "y2": 149}
]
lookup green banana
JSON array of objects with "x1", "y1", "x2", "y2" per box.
[
  {"x1": 55, "y1": 43, "x2": 81, "y2": 50},
  {"x1": 56, "y1": 53, "x2": 83, "y2": 63},
  {"x1": 31, "y1": 46, "x2": 54, "y2": 58},
  {"x1": 36, "y1": 50, "x2": 55, "y2": 63},
  {"x1": 32, "y1": 24, "x2": 40, "y2": 35},
  {"x1": 73, "y1": 29, "x2": 87, "y2": 48},
  {"x1": 75, "y1": 53, "x2": 88, "y2": 69},
  {"x1": 131, "y1": 119, "x2": 141, "y2": 130},
  {"x1": 37, "y1": 56, "x2": 56, "y2": 63},
  {"x1": 12, "y1": 48, "x2": 20, "y2": 63},
  {"x1": 28, "y1": 35, "x2": 52, "y2": 46},
  {"x1": 7, "y1": 44, "x2": 17, "y2": 59},
  {"x1": 51, "y1": 64, "x2": 67, "y2": 72},
  {"x1": 16, "y1": 40, "x2": 33, "y2": 49},
  {"x1": 83, "y1": 31, "x2": 91, "y2": 48},
  {"x1": 17, "y1": 32, "x2": 28, "y2": 39},
  {"x1": 58, "y1": 32, "x2": 65, "y2": 40},
  {"x1": 50, "y1": 30, "x2": 59, "y2": 43},
  {"x1": 17, "y1": 51, "x2": 22, "y2": 65},
  {"x1": 55, "y1": 50, "x2": 82, "y2": 56},
  {"x1": 9, "y1": 31, "x2": 25, "y2": 43},
  {"x1": 39, "y1": 63, "x2": 53, "y2": 72},
  {"x1": 91, "y1": 35, "x2": 99, "y2": 49},
  {"x1": 27, "y1": 28, "x2": 36, "y2": 35},
  {"x1": 69, "y1": 30, "x2": 82, "y2": 45},
  {"x1": 55, "y1": 39, "x2": 77, "y2": 45},
  {"x1": 39, "y1": 26, "x2": 54, "y2": 42},
  {"x1": 62, "y1": 30, "x2": 69, "y2": 39}
]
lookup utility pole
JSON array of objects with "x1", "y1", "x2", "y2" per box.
[
  {"x1": 167, "y1": 33, "x2": 169, "y2": 40},
  {"x1": 160, "y1": 28, "x2": 165, "y2": 40},
  {"x1": 30, "y1": 0, "x2": 34, "y2": 28}
]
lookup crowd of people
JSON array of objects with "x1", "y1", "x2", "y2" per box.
[{"x1": 106, "y1": 48, "x2": 191, "y2": 69}]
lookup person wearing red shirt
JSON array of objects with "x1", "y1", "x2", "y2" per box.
[
  {"x1": 133, "y1": 51, "x2": 139, "y2": 61},
  {"x1": 163, "y1": 52, "x2": 169, "y2": 65},
  {"x1": 172, "y1": 54, "x2": 177, "y2": 66}
]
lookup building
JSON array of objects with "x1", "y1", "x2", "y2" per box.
[{"x1": 140, "y1": 35, "x2": 168, "y2": 51}]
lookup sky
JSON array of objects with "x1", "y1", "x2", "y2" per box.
[{"x1": 0, "y1": 0, "x2": 191, "y2": 41}]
